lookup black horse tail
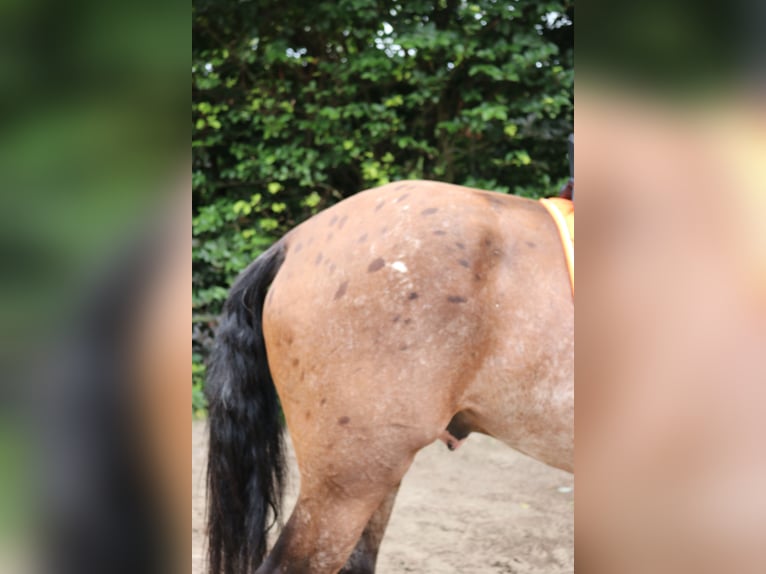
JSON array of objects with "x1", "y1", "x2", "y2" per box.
[{"x1": 205, "y1": 241, "x2": 287, "y2": 574}]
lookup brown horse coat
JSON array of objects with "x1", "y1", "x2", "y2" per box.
[
  {"x1": 256, "y1": 180, "x2": 572, "y2": 572},
  {"x1": 206, "y1": 179, "x2": 572, "y2": 574}
]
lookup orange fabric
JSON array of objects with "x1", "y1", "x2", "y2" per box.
[{"x1": 539, "y1": 197, "x2": 574, "y2": 296}]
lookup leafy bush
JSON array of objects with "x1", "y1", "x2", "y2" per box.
[{"x1": 192, "y1": 0, "x2": 573, "y2": 413}]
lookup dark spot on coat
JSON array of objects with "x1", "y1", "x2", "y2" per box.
[
  {"x1": 458, "y1": 259, "x2": 470, "y2": 268},
  {"x1": 338, "y1": 215, "x2": 348, "y2": 229},
  {"x1": 475, "y1": 192, "x2": 507, "y2": 211},
  {"x1": 374, "y1": 202, "x2": 384, "y2": 212},
  {"x1": 488, "y1": 195, "x2": 506, "y2": 208},
  {"x1": 421, "y1": 207, "x2": 438, "y2": 216},
  {"x1": 396, "y1": 193, "x2": 410, "y2": 203},
  {"x1": 408, "y1": 292, "x2": 418, "y2": 300},
  {"x1": 368, "y1": 257, "x2": 385, "y2": 272},
  {"x1": 380, "y1": 226, "x2": 388, "y2": 235},
  {"x1": 404, "y1": 318, "x2": 412, "y2": 325},
  {"x1": 292, "y1": 358, "x2": 300, "y2": 367},
  {"x1": 316, "y1": 253, "x2": 323, "y2": 265},
  {"x1": 474, "y1": 273, "x2": 483, "y2": 281},
  {"x1": 433, "y1": 230, "x2": 447, "y2": 236},
  {"x1": 305, "y1": 410, "x2": 311, "y2": 420},
  {"x1": 358, "y1": 233, "x2": 368, "y2": 243},
  {"x1": 526, "y1": 241, "x2": 536, "y2": 248},
  {"x1": 447, "y1": 295, "x2": 467, "y2": 303},
  {"x1": 329, "y1": 215, "x2": 338, "y2": 226},
  {"x1": 320, "y1": 398, "x2": 327, "y2": 405},
  {"x1": 392, "y1": 314, "x2": 401, "y2": 323},
  {"x1": 484, "y1": 239, "x2": 492, "y2": 247},
  {"x1": 334, "y1": 280, "x2": 349, "y2": 300},
  {"x1": 399, "y1": 344, "x2": 409, "y2": 351},
  {"x1": 455, "y1": 242, "x2": 465, "y2": 250},
  {"x1": 338, "y1": 416, "x2": 350, "y2": 425},
  {"x1": 294, "y1": 242, "x2": 303, "y2": 253}
]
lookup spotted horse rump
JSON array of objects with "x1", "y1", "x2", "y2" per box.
[{"x1": 205, "y1": 180, "x2": 574, "y2": 574}]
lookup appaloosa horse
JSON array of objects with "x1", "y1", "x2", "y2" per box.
[{"x1": 206, "y1": 180, "x2": 573, "y2": 574}]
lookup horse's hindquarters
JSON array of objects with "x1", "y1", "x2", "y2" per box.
[{"x1": 259, "y1": 181, "x2": 574, "y2": 571}]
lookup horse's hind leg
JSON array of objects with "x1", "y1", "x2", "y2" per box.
[
  {"x1": 339, "y1": 486, "x2": 400, "y2": 574},
  {"x1": 256, "y1": 441, "x2": 414, "y2": 574}
]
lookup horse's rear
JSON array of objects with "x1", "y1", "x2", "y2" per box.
[{"x1": 206, "y1": 180, "x2": 573, "y2": 574}]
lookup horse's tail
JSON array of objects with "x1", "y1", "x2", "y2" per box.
[{"x1": 205, "y1": 241, "x2": 287, "y2": 574}]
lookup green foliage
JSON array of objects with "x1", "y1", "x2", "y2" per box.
[
  {"x1": 192, "y1": 352, "x2": 208, "y2": 418},
  {"x1": 192, "y1": 0, "x2": 573, "y2": 411},
  {"x1": 0, "y1": 421, "x2": 33, "y2": 540}
]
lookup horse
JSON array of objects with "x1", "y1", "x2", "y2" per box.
[{"x1": 205, "y1": 179, "x2": 573, "y2": 574}]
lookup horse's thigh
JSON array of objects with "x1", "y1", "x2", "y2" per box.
[{"x1": 339, "y1": 485, "x2": 400, "y2": 574}]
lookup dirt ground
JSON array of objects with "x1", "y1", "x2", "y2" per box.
[{"x1": 192, "y1": 421, "x2": 573, "y2": 574}]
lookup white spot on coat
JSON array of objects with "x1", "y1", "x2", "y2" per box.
[{"x1": 391, "y1": 261, "x2": 408, "y2": 273}]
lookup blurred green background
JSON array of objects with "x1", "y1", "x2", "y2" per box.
[
  {"x1": 0, "y1": 0, "x2": 187, "y2": 361},
  {"x1": 192, "y1": 0, "x2": 574, "y2": 413},
  {"x1": 0, "y1": 0, "x2": 188, "y2": 566}
]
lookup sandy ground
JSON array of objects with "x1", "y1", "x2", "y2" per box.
[{"x1": 192, "y1": 421, "x2": 573, "y2": 573}]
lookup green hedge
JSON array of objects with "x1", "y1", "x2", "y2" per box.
[{"x1": 192, "y1": 0, "x2": 573, "y2": 413}]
